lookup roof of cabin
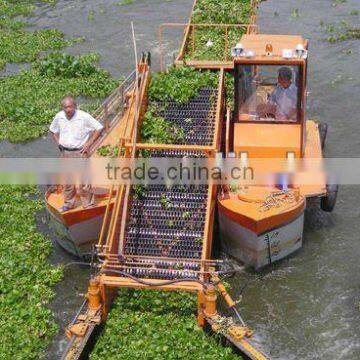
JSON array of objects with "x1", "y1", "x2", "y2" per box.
[{"x1": 236, "y1": 34, "x2": 307, "y2": 62}]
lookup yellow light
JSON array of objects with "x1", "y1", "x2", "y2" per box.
[{"x1": 265, "y1": 43, "x2": 273, "y2": 56}]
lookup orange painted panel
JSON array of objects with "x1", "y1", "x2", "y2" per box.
[
  {"x1": 234, "y1": 123, "x2": 301, "y2": 158},
  {"x1": 240, "y1": 34, "x2": 306, "y2": 59}
]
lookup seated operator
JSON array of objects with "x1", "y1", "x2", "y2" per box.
[{"x1": 257, "y1": 67, "x2": 298, "y2": 121}]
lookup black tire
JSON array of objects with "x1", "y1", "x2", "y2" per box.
[
  {"x1": 321, "y1": 184, "x2": 338, "y2": 212},
  {"x1": 318, "y1": 122, "x2": 328, "y2": 150}
]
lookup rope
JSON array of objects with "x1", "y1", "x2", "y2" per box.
[{"x1": 259, "y1": 190, "x2": 298, "y2": 212}]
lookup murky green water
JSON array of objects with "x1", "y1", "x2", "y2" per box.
[{"x1": 4, "y1": 0, "x2": 359, "y2": 358}]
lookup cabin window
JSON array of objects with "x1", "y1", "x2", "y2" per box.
[{"x1": 234, "y1": 65, "x2": 302, "y2": 123}]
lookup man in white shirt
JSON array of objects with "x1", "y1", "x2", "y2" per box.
[
  {"x1": 257, "y1": 67, "x2": 298, "y2": 121},
  {"x1": 50, "y1": 96, "x2": 103, "y2": 212},
  {"x1": 268, "y1": 67, "x2": 298, "y2": 120}
]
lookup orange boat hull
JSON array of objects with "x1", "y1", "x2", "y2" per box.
[
  {"x1": 47, "y1": 207, "x2": 104, "y2": 257},
  {"x1": 45, "y1": 188, "x2": 113, "y2": 257},
  {"x1": 218, "y1": 188, "x2": 306, "y2": 269},
  {"x1": 219, "y1": 207, "x2": 304, "y2": 269}
]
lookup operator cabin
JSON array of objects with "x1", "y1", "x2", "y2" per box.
[{"x1": 229, "y1": 34, "x2": 308, "y2": 159}]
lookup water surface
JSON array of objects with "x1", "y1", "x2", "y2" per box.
[{"x1": 231, "y1": 1, "x2": 360, "y2": 359}]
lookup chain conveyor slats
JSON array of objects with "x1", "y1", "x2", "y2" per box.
[
  {"x1": 124, "y1": 184, "x2": 208, "y2": 260},
  {"x1": 119, "y1": 87, "x2": 218, "y2": 280},
  {"x1": 155, "y1": 87, "x2": 218, "y2": 146}
]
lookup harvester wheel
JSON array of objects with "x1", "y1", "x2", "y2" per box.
[
  {"x1": 318, "y1": 122, "x2": 328, "y2": 150},
  {"x1": 321, "y1": 184, "x2": 338, "y2": 212}
]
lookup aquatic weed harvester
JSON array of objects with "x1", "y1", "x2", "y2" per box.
[{"x1": 59, "y1": 0, "x2": 336, "y2": 358}]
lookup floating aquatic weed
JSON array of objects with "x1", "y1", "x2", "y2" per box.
[
  {"x1": 322, "y1": 20, "x2": 360, "y2": 43},
  {"x1": 0, "y1": 186, "x2": 63, "y2": 359},
  {"x1": 148, "y1": 66, "x2": 218, "y2": 104},
  {"x1": 0, "y1": 29, "x2": 72, "y2": 68},
  {"x1": 97, "y1": 144, "x2": 122, "y2": 157},
  {"x1": 332, "y1": 0, "x2": 347, "y2": 6},
  {"x1": 141, "y1": 108, "x2": 184, "y2": 145},
  {"x1": 0, "y1": 1, "x2": 77, "y2": 69},
  {"x1": 90, "y1": 290, "x2": 239, "y2": 360},
  {"x1": 0, "y1": 52, "x2": 118, "y2": 142},
  {"x1": 160, "y1": 194, "x2": 171, "y2": 209},
  {"x1": 141, "y1": 66, "x2": 218, "y2": 145},
  {"x1": 133, "y1": 185, "x2": 145, "y2": 199},
  {"x1": 117, "y1": 0, "x2": 134, "y2": 5},
  {"x1": 191, "y1": 0, "x2": 254, "y2": 25},
  {"x1": 291, "y1": 8, "x2": 300, "y2": 19},
  {"x1": 88, "y1": 9, "x2": 95, "y2": 21},
  {"x1": 0, "y1": 0, "x2": 35, "y2": 18},
  {"x1": 185, "y1": 0, "x2": 255, "y2": 61},
  {"x1": 0, "y1": 17, "x2": 26, "y2": 30},
  {"x1": 34, "y1": 52, "x2": 102, "y2": 78},
  {"x1": 345, "y1": 28, "x2": 360, "y2": 40}
]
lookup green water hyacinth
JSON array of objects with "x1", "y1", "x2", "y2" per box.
[
  {"x1": 0, "y1": 0, "x2": 56, "y2": 19},
  {"x1": 0, "y1": 29, "x2": 72, "y2": 68},
  {"x1": 148, "y1": 66, "x2": 218, "y2": 104},
  {"x1": 192, "y1": 0, "x2": 254, "y2": 25},
  {"x1": 34, "y1": 52, "x2": 103, "y2": 78},
  {"x1": 0, "y1": 186, "x2": 63, "y2": 359},
  {"x1": 141, "y1": 106, "x2": 185, "y2": 144},
  {"x1": 0, "y1": 0, "x2": 35, "y2": 18},
  {"x1": 142, "y1": 66, "x2": 218, "y2": 144},
  {"x1": 187, "y1": 27, "x2": 246, "y2": 61},
  {"x1": 185, "y1": 0, "x2": 255, "y2": 61},
  {"x1": 0, "y1": 53, "x2": 118, "y2": 142},
  {"x1": 97, "y1": 144, "x2": 121, "y2": 157},
  {"x1": 90, "y1": 290, "x2": 240, "y2": 360},
  {"x1": 0, "y1": 1, "x2": 69, "y2": 69}
]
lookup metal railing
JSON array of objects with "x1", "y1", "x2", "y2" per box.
[
  {"x1": 159, "y1": 23, "x2": 259, "y2": 71},
  {"x1": 93, "y1": 69, "x2": 136, "y2": 129},
  {"x1": 96, "y1": 56, "x2": 151, "y2": 255},
  {"x1": 179, "y1": 23, "x2": 259, "y2": 63},
  {"x1": 89, "y1": 70, "x2": 136, "y2": 155}
]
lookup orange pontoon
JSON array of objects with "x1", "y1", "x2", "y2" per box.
[{"x1": 218, "y1": 34, "x2": 337, "y2": 268}]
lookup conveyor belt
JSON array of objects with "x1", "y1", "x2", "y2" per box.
[
  {"x1": 117, "y1": 87, "x2": 218, "y2": 280},
  {"x1": 155, "y1": 87, "x2": 218, "y2": 146},
  {"x1": 125, "y1": 185, "x2": 207, "y2": 259}
]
